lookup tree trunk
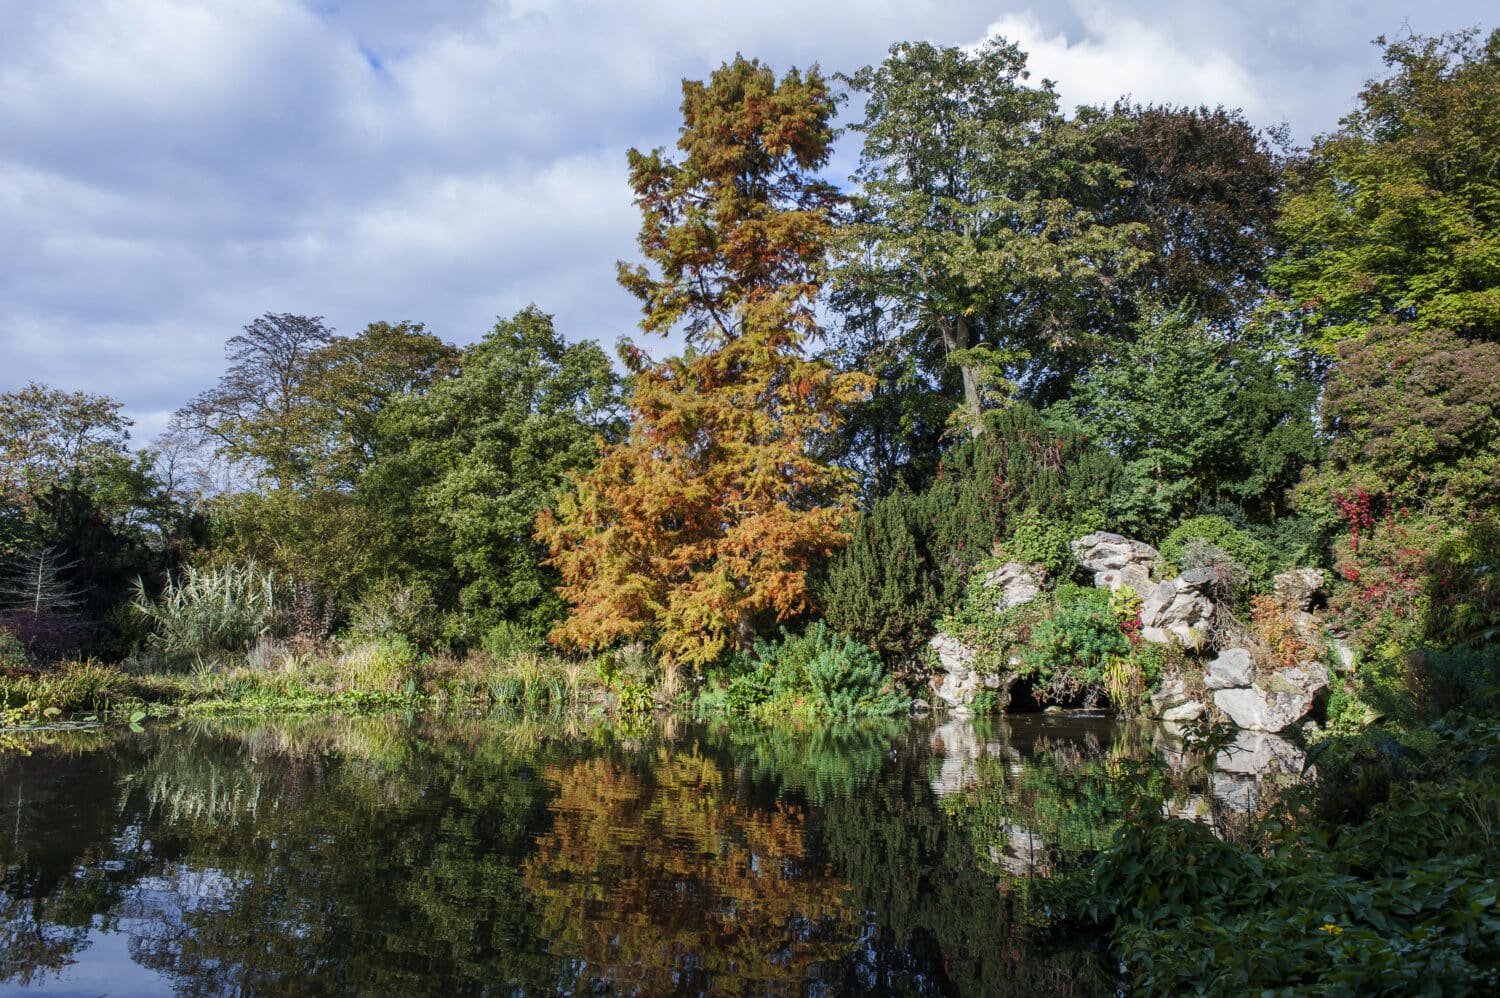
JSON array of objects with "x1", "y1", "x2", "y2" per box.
[{"x1": 940, "y1": 316, "x2": 984, "y2": 438}]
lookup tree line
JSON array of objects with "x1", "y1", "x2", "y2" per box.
[{"x1": 2, "y1": 29, "x2": 1496, "y2": 706}]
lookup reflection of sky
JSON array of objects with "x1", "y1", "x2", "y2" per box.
[
  {"x1": 0, "y1": 866, "x2": 240, "y2": 998},
  {"x1": 2, "y1": 930, "x2": 166, "y2": 998}
]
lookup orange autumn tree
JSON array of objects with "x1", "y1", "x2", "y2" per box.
[{"x1": 536, "y1": 56, "x2": 871, "y2": 667}]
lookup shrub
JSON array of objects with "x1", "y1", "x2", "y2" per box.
[
  {"x1": 0, "y1": 628, "x2": 30, "y2": 670},
  {"x1": 336, "y1": 635, "x2": 420, "y2": 693},
  {"x1": 804, "y1": 637, "x2": 907, "y2": 719},
  {"x1": 1024, "y1": 585, "x2": 1129, "y2": 703},
  {"x1": 720, "y1": 670, "x2": 773, "y2": 714},
  {"x1": 1092, "y1": 713, "x2": 1500, "y2": 993},
  {"x1": 1408, "y1": 643, "x2": 1500, "y2": 716},
  {"x1": 821, "y1": 488, "x2": 941, "y2": 663},
  {"x1": 1248, "y1": 594, "x2": 1315, "y2": 669},
  {"x1": 1160, "y1": 515, "x2": 1274, "y2": 592},
  {"x1": 346, "y1": 578, "x2": 439, "y2": 647},
  {"x1": 480, "y1": 620, "x2": 545, "y2": 664},
  {"x1": 0, "y1": 609, "x2": 89, "y2": 663},
  {"x1": 997, "y1": 509, "x2": 1082, "y2": 581},
  {"x1": 1330, "y1": 514, "x2": 1500, "y2": 700},
  {"x1": 728, "y1": 623, "x2": 907, "y2": 719},
  {"x1": 617, "y1": 681, "x2": 655, "y2": 715},
  {"x1": 131, "y1": 562, "x2": 278, "y2": 663}
]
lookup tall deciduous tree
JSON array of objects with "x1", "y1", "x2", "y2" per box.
[
  {"x1": 367, "y1": 307, "x2": 621, "y2": 638},
  {"x1": 1273, "y1": 29, "x2": 1500, "y2": 353},
  {"x1": 1093, "y1": 102, "x2": 1285, "y2": 331},
  {"x1": 303, "y1": 321, "x2": 459, "y2": 489},
  {"x1": 0, "y1": 383, "x2": 176, "y2": 635},
  {"x1": 839, "y1": 39, "x2": 1147, "y2": 426},
  {"x1": 539, "y1": 57, "x2": 870, "y2": 667},
  {"x1": 190, "y1": 317, "x2": 460, "y2": 618},
  {"x1": 176, "y1": 313, "x2": 335, "y2": 489},
  {"x1": 1297, "y1": 325, "x2": 1500, "y2": 519}
]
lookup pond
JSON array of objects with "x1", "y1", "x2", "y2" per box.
[{"x1": 0, "y1": 712, "x2": 1274, "y2": 996}]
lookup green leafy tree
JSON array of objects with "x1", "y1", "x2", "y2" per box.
[
  {"x1": 368, "y1": 307, "x2": 621, "y2": 639},
  {"x1": 187, "y1": 317, "x2": 458, "y2": 621},
  {"x1": 1297, "y1": 324, "x2": 1500, "y2": 520},
  {"x1": 818, "y1": 273, "x2": 957, "y2": 498},
  {"x1": 176, "y1": 313, "x2": 335, "y2": 489},
  {"x1": 1093, "y1": 102, "x2": 1285, "y2": 330},
  {"x1": 0, "y1": 383, "x2": 179, "y2": 642},
  {"x1": 1272, "y1": 29, "x2": 1500, "y2": 353},
  {"x1": 839, "y1": 38, "x2": 1148, "y2": 426},
  {"x1": 303, "y1": 320, "x2": 459, "y2": 489},
  {"x1": 1053, "y1": 307, "x2": 1317, "y2": 533}
]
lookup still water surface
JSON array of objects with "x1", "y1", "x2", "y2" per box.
[{"x1": 0, "y1": 713, "x2": 1209, "y2": 996}]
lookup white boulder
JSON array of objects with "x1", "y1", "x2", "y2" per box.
[
  {"x1": 1212, "y1": 662, "x2": 1329, "y2": 732},
  {"x1": 1204, "y1": 647, "x2": 1256, "y2": 689}
]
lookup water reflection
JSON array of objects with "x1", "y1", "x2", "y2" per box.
[{"x1": 0, "y1": 713, "x2": 1229, "y2": 996}]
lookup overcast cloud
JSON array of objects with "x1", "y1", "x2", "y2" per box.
[{"x1": 1, "y1": 0, "x2": 1490, "y2": 442}]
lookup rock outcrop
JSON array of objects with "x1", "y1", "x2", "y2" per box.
[
  {"x1": 1139, "y1": 567, "x2": 1219, "y2": 645},
  {"x1": 1148, "y1": 676, "x2": 1189, "y2": 716},
  {"x1": 927, "y1": 633, "x2": 1011, "y2": 712},
  {"x1": 1203, "y1": 647, "x2": 1255, "y2": 690},
  {"x1": 982, "y1": 562, "x2": 1043, "y2": 610},
  {"x1": 1161, "y1": 699, "x2": 1207, "y2": 722},
  {"x1": 1070, "y1": 531, "x2": 1159, "y2": 593},
  {"x1": 1272, "y1": 568, "x2": 1325, "y2": 611},
  {"x1": 1212, "y1": 662, "x2": 1328, "y2": 732}
]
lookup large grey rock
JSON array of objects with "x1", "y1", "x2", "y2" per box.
[
  {"x1": 928, "y1": 633, "x2": 1010, "y2": 712},
  {"x1": 1213, "y1": 662, "x2": 1329, "y2": 732},
  {"x1": 982, "y1": 562, "x2": 1043, "y2": 610},
  {"x1": 1204, "y1": 647, "x2": 1256, "y2": 689},
  {"x1": 1289, "y1": 609, "x2": 1322, "y2": 642},
  {"x1": 1331, "y1": 638, "x2": 1357, "y2": 674},
  {"x1": 1162, "y1": 699, "x2": 1207, "y2": 723},
  {"x1": 1071, "y1": 532, "x2": 1159, "y2": 592},
  {"x1": 1095, "y1": 564, "x2": 1154, "y2": 596},
  {"x1": 1273, "y1": 568, "x2": 1325, "y2": 611},
  {"x1": 1148, "y1": 677, "x2": 1192, "y2": 717},
  {"x1": 1140, "y1": 567, "x2": 1219, "y2": 646}
]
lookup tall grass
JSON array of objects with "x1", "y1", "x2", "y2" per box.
[{"x1": 131, "y1": 562, "x2": 277, "y2": 663}]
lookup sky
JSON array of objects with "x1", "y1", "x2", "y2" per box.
[{"x1": 2, "y1": 0, "x2": 1491, "y2": 444}]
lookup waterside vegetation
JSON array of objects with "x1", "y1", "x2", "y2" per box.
[{"x1": 3, "y1": 23, "x2": 1500, "y2": 994}]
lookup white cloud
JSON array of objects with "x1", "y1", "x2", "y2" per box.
[
  {"x1": 976, "y1": 6, "x2": 1263, "y2": 117},
  {"x1": 1, "y1": 0, "x2": 1493, "y2": 442}
]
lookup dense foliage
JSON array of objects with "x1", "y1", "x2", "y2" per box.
[
  {"x1": 1273, "y1": 29, "x2": 1500, "y2": 352},
  {"x1": 6, "y1": 23, "x2": 1500, "y2": 996},
  {"x1": 538, "y1": 57, "x2": 869, "y2": 668}
]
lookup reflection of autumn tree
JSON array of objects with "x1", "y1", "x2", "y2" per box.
[{"x1": 524, "y1": 752, "x2": 859, "y2": 991}]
